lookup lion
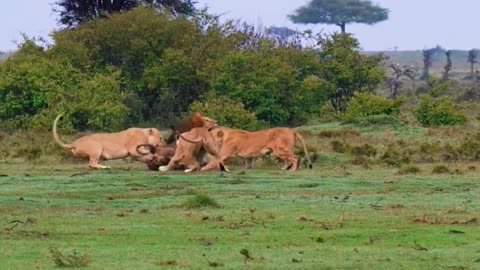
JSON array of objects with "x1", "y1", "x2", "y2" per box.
[
  {"x1": 53, "y1": 114, "x2": 164, "y2": 169},
  {"x1": 158, "y1": 127, "x2": 227, "y2": 173},
  {"x1": 164, "y1": 112, "x2": 215, "y2": 144},
  {"x1": 203, "y1": 127, "x2": 312, "y2": 171},
  {"x1": 135, "y1": 113, "x2": 219, "y2": 171}
]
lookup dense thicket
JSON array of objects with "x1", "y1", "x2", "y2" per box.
[
  {"x1": 55, "y1": 0, "x2": 197, "y2": 26},
  {"x1": 0, "y1": 7, "x2": 384, "y2": 131}
]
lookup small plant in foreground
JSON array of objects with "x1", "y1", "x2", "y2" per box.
[
  {"x1": 48, "y1": 246, "x2": 91, "y2": 268},
  {"x1": 182, "y1": 192, "x2": 219, "y2": 208},
  {"x1": 240, "y1": 248, "x2": 253, "y2": 264}
]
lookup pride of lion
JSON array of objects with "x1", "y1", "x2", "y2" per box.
[{"x1": 52, "y1": 112, "x2": 313, "y2": 172}]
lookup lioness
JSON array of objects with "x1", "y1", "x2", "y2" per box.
[
  {"x1": 53, "y1": 114, "x2": 164, "y2": 169},
  {"x1": 136, "y1": 113, "x2": 219, "y2": 171},
  {"x1": 203, "y1": 127, "x2": 312, "y2": 171},
  {"x1": 158, "y1": 127, "x2": 226, "y2": 173}
]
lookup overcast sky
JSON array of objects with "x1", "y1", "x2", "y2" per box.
[{"x1": 0, "y1": 0, "x2": 477, "y2": 52}]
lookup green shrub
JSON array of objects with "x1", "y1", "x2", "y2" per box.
[
  {"x1": 212, "y1": 45, "x2": 327, "y2": 125},
  {"x1": 0, "y1": 41, "x2": 128, "y2": 131},
  {"x1": 414, "y1": 94, "x2": 466, "y2": 126},
  {"x1": 317, "y1": 33, "x2": 385, "y2": 112},
  {"x1": 189, "y1": 92, "x2": 264, "y2": 130},
  {"x1": 346, "y1": 92, "x2": 403, "y2": 119}
]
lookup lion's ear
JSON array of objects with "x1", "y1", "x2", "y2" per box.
[{"x1": 217, "y1": 131, "x2": 224, "y2": 138}]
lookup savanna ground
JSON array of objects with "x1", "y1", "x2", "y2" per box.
[{"x1": 1, "y1": 122, "x2": 480, "y2": 269}]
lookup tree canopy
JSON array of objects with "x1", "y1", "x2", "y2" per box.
[
  {"x1": 289, "y1": 0, "x2": 389, "y2": 33},
  {"x1": 0, "y1": 7, "x2": 385, "y2": 131},
  {"x1": 54, "y1": 0, "x2": 197, "y2": 27}
]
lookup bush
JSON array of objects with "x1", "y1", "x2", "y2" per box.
[
  {"x1": 0, "y1": 41, "x2": 128, "y2": 131},
  {"x1": 189, "y1": 92, "x2": 264, "y2": 130},
  {"x1": 317, "y1": 33, "x2": 385, "y2": 112},
  {"x1": 414, "y1": 94, "x2": 466, "y2": 126},
  {"x1": 345, "y1": 92, "x2": 403, "y2": 119}
]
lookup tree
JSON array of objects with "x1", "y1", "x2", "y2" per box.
[
  {"x1": 467, "y1": 49, "x2": 478, "y2": 80},
  {"x1": 54, "y1": 0, "x2": 197, "y2": 27},
  {"x1": 421, "y1": 49, "x2": 434, "y2": 80},
  {"x1": 316, "y1": 33, "x2": 385, "y2": 112},
  {"x1": 266, "y1": 26, "x2": 298, "y2": 39},
  {"x1": 386, "y1": 63, "x2": 417, "y2": 98},
  {"x1": 288, "y1": 0, "x2": 389, "y2": 33},
  {"x1": 441, "y1": 50, "x2": 452, "y2": 81}
]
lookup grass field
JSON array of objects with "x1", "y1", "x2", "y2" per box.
[{"x1": 1, "y1": 153, "x2": 479, "y2": 269}]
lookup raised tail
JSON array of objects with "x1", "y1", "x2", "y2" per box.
[
  {"x1": 294, "y1": 130, "x2": 313, "y2": 169},
  {"x1": 52, "y1": 114, "x2": 73, "y2": 149}
]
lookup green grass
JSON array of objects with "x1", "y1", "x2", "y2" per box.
[{"x1": 1, "y1": 160, "x2": 479, "y2": 269}]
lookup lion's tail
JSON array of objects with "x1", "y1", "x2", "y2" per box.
[
  {"x1": 294, "y1": 130, "x2": 313, "y2": 169},
  {"x1": 53, "y1": 114, "x2": 73, "y2": 149}
]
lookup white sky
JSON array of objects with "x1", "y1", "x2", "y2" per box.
[{"x1": 0, "y1": 0, "x2": 477, "y2": 52}]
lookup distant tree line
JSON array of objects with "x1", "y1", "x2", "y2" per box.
[{"x1": 0, "y1": 6, "x2": 384, "y2": 131}]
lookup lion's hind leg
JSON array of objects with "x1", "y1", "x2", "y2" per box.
[
  {"x1": 82, "y1": 145, "x2": 111, "y2": 169},
  {"x1": 272, "y1": 148, "x2": 298, "y2": 171},
  {"x1": 88, "y1": 154, "x2": 111, "y2": 169}
]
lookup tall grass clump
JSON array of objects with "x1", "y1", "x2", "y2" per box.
[
  {"x1": 182, "y1": 192, "x2": 219, "y2": 208},
  {"x1": 48, "y1": 246, "x2": 91, "y2": 268}
]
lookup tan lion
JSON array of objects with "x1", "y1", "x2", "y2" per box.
[
  {"x1": 53, "y1": 114, "x2": 164, "y2": 169},
  {"x1": 136, "y1": 113, "x2": 219, "y2": 171},
  {"x1": 158, "y1": 127, "x2": 226, "y2": 173},
  {"x1": 203, "y1": 127, "x2": 312, "y2": 171}
]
